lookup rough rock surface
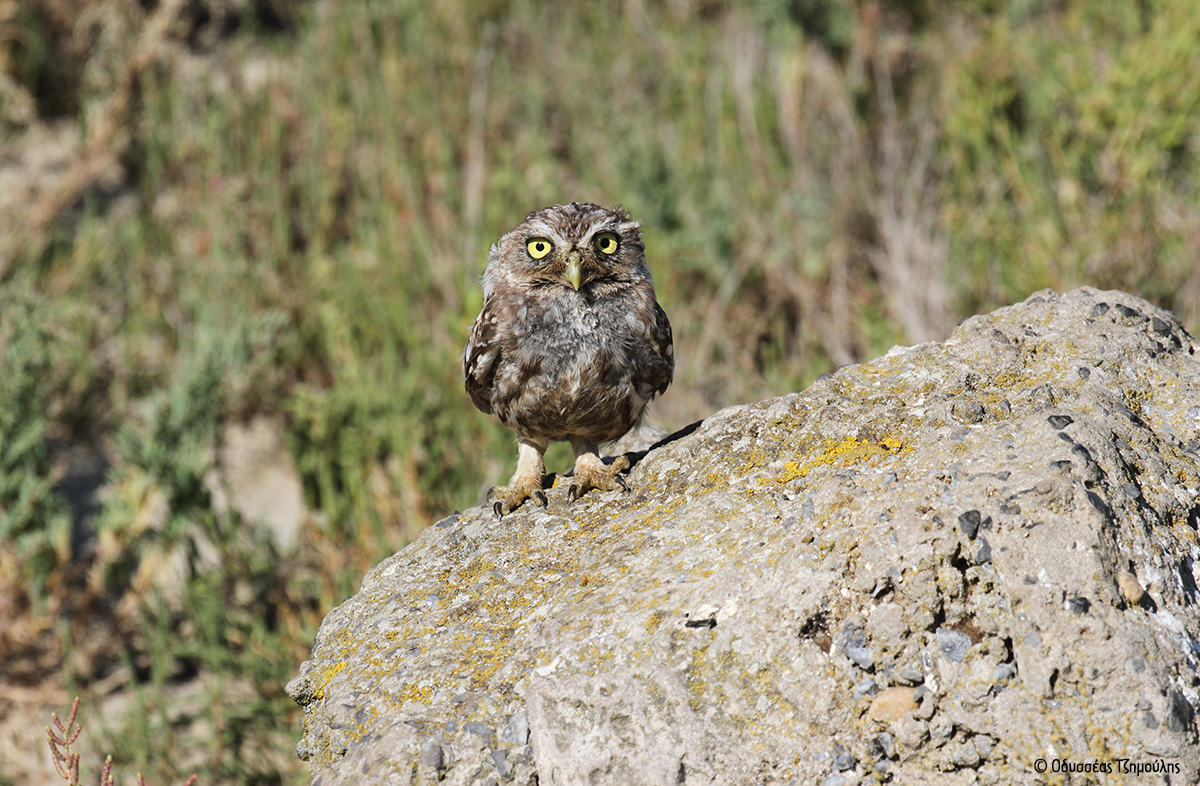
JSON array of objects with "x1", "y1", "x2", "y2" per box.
[{"x1": 288, "y1": 288, "x2": 1200, "y2": 785}]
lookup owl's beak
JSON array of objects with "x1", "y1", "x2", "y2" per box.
[{"x1": 563, "y1": 253, "x2": 584, "y2": 291}]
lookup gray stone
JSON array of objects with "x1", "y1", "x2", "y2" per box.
[
  {"x1": 952, "y1": 741, "x2": 981, "y2": 768},
  {"x1": 975, "y1": 536, "x2": 992, "y2": 564},
  {"x1": 958, "y1": 510, "x2": 982, "y2": 539},
  {"x1": 853, "y1": 678, "x2": 878, "y2": 700},
  {"x1": 846, "y1": 645, "x2": 875, "y2": 671},
  {"x1": 872, "y1": 732, "x2": 896, "y2": 760},
  {"x1": 498, "y1": 709, "x2": 528, "y2": 747},
  {"x1": 831, "y1": 740, "x2": 856, "y2": 771},
  {"x1": 992, "y1": 662, "x2": 1015, "y2": 684},
  {"x1": 418, "y1": 737, "x2": 443, "y2": 771},
  {"x1": 936, "y1": 628, "x2": 972, "y2": 663},
  {"x1": 288, "y1": 289, "x2": 1200, "y2": 785}
]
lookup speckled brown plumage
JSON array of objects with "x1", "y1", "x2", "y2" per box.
[{"x1": 464, "y1": 203, "x2": 674, "y2": 515}]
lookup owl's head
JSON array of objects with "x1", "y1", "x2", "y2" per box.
[{"x1": 484, "y1": 202, "x2": 650, "y2": 294}]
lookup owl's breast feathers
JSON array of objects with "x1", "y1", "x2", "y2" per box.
[{"x1": 463, "y1": 282, "x2": 673, "y2": 443}]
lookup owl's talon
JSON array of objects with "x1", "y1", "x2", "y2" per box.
[
  {"x1": 566, "y1": 454, "x2": 631, "y2": 503},
  {"x1": 490, "y1": 474, "x2": 546, "y2": 517}
]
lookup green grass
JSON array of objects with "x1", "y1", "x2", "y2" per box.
[{"x1": 1, "y1": 0, "x2": 1198, "y2": 783}]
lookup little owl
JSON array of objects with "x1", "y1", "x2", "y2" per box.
[{"x1": 463, "y1": 202, "x2": 674, "y2": 516}]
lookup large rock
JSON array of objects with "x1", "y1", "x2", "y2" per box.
[{"x1": 287, "y1": 288, "x2": 1200, "y2": 785}]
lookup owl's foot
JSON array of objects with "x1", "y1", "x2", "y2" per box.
[
  {"x1": 566, "y1": 453, "x2": 631, "y2": 502},
  {"x1": 489, "y1": 479, "x2": 547, "y2": 518},
  {"x1": 490, "y1": 438, "x2": 548, "y2": 518}
]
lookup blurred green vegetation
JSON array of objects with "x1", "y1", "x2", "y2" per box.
[{"x1": 0, "y1": 0, "x2": 1196, "y2": 783}]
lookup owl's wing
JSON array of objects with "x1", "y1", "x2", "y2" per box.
[
  {"x1": 463, "y1": 299, "x2": 500, "y2": 415},
  {"x1": 634, "y1": 300, "x2": 674, "y2": 400}
]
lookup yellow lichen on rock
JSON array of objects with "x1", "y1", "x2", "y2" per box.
[
  {"x1": 312, "y1": 661, "x2": 347, "y2": 700},
  {"x1": 771, "y1": 435, "x2": 911, "y2": 484}
]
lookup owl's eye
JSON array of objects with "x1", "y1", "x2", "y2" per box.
[
  {"x1": 594, "y1": 232, "x2": 619, "y2": 255},
  {"x1": 527, "y1": 238, "x2": 553, "y2": 259}
]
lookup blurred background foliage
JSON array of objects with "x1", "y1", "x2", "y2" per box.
[{"x1": 0, "y1": 0, "x2": 1197, "y2": 783}]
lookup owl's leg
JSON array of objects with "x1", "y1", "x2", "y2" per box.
[
  {"x1": 566, "y1": 437, "x2": 631, "y2": 502},
  {"x1": 490, "y1": 437, "x2": 549, "y2": 517}
]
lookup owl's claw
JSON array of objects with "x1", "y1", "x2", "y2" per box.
[
  {"x1": 489, "y1": 477, "x2": 548, "y2": 518},
  {"x1": 566, "y1": 455, "x2": 632, "y2": 503}
]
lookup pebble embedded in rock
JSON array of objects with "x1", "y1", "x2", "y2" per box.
[
  {"x1": 976, "y1": 536, "x2": 992, "y2": 564},
  {"x1": 490, "y1": 749, "x2": 511, "y2": 778},
  {"x1": 846, "y1": 645, "x2": 874, "y2": 670},
  {"x1": 1117, "y1": 571, "x2": 1145, "y2": 606},
  {"x1": 435, "y1": 514, "x2": 460, "y2": 528},
  {"x1": 873, "y1": 732, "x2": 896, "y2": 760},
  {"x1": 868, "y1": 687, "x2": 918, "y2": 723},
  {"x1": 952, "y1": 742, "x2": 981, "y2": 768},
  {"x1": 831, "y1": 741, "x2": 856, "y2": 771},
  {"x1": 937, "y1": 628, "x2": 972, "y2": 662},
  {"x1": 854, "y1": 678, "x2": 878, "y2": 700},
  {"x1": 958, "y1": 510, "x2": 982, "y2": 539},
  {"x1": 500, "y1": 709, "x2": 529, "y2": 746},
  {"x1": 954, "y1": 400, "x2": 985, "y2": 423},
  {"x1": 841, "y1": 625, "x2": 874, "y2": 670},
  {"x1": 914, "y1": 694, "x2": 937, "y2": 721},
  {"x1": 893, "y1": 717, "x2": 929, "y2": 751},
  {"x1": 1115, "y1": 303, "x2": 1146, "y2": 321},
  {"x1": 930, "y1": 721, "x2": 955, "y2": 746},
  {"x1": 420, "y1": 738, "x2": 444, "y2": 770}
]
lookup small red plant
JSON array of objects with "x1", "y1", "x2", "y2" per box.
[
  {"x1": 47, "y1": 697, "x2": 198, "y2": 786},
  {"x1": 47, "y1": 697, "x2": 83, "y2": 785}
]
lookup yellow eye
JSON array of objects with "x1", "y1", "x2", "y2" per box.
[
  {"x1": 594, "y1": 232, "x2": 619, "y2": 255},
  {"x1": 527, "y1": 238, "x2": 553, "y2": 259}
]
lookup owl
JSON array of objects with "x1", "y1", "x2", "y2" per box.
[{"x1": 463, "y1": 203, "x2": 674, "y2": 516}]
